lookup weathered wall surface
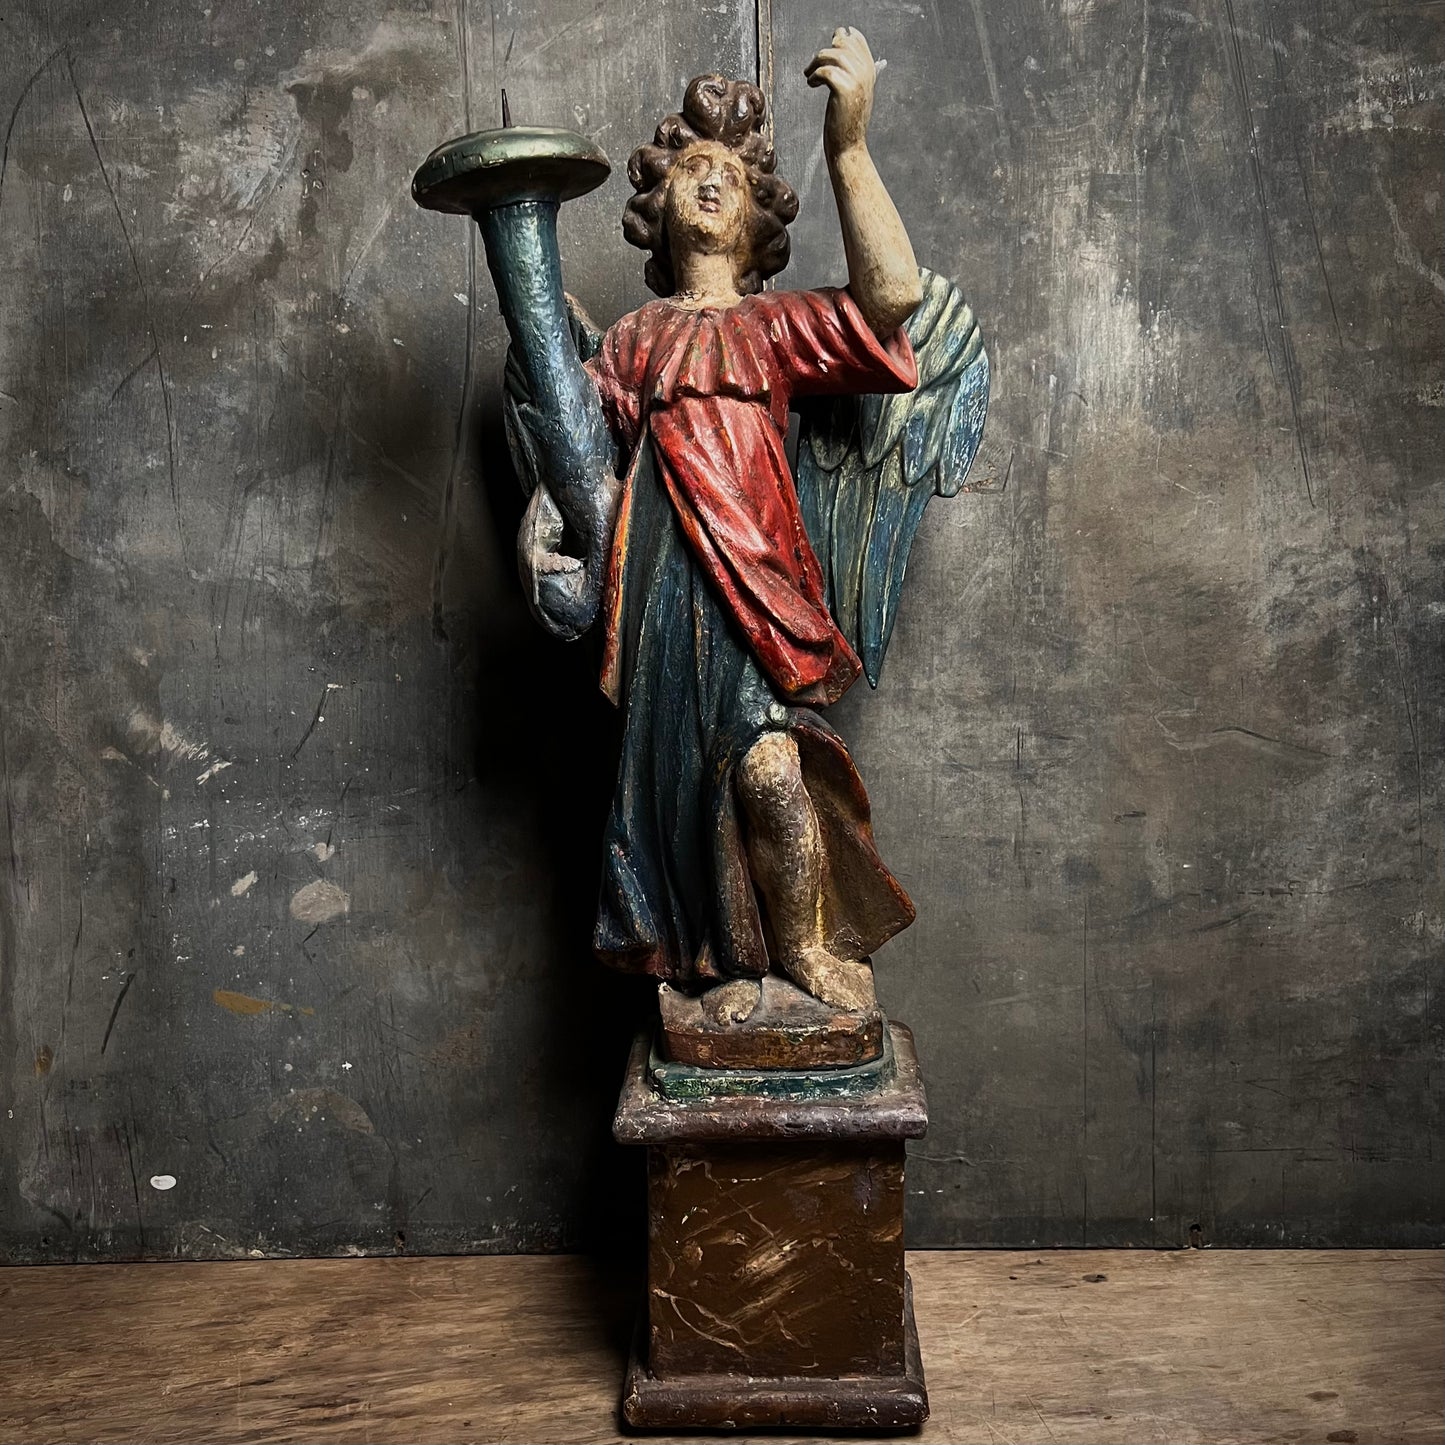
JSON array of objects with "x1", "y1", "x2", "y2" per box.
[
  {"x1": 0, "y1": 0, "x2": 1439, "y2": 1260},
  {"x1": 770, "y1": 0, "x2": 1445, "y2": 1244}
]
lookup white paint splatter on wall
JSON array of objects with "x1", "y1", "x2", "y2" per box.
[{"x1": 126, "y1": 706, "x2": 213, "y2": 765}]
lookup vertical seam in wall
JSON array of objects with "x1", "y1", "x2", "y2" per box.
[
  {"x1": 755, "y1": 0, "x2": 773, "y2": 138},
  {"x1": 432, "y1": 0, "x2": 479, "y2": 640},
  {"x1": 755, "y1": 0, "x2": 774, "y2": 292}
]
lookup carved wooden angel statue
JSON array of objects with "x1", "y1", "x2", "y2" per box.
[{"x1": 493, "y1": 29, "x2": 988, "y2": 1034}]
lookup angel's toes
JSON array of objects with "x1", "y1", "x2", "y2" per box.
[
  {"x1": 700, "y1": 978, "x2": 762, "y2": 1028},
  {"x1": 788, "y1": 949, "x2": 877, "y2": 1012}
]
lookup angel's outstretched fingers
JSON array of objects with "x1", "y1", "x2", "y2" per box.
[{"x1": 806, "y1": 65, "x2": 850, "y2": 91}]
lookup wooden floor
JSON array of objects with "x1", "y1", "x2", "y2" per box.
[{"x1": 0, "y1": 1251, "x2": 1438, "y2": 1444}]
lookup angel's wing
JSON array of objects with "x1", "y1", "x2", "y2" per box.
[{"x1": 795, "y1": 267, "x2": 990, "y2": 687}]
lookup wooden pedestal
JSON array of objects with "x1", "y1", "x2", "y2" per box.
[{"x1": 613, "y1": 1022, "x2": 929, "y2": 1432}]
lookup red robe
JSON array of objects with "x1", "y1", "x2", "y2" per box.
[{"x1": 587, "y1": 287, "x2": 918, "y2": 706}]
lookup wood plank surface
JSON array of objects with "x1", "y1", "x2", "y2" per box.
[{"x1": 0, "y1": 1250, "x2": 1438, "y2": 1444}]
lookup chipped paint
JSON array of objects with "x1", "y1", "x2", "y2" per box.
[
  {"x1": 126, "y1": 708, "x2": 213, "y2": 765},
  {"x1": 289, "y1": 879, "x2": 350, "y2": 924},
  {"x1": 212, "y1": 989, "x2": 315, "y2": 1018},
  {"x1": 268, "y1": 1088, "x2": 375, "y2": 1135}
]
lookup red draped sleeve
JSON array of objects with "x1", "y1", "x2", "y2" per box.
[
  {"x1": 749, "y1": 285, "x2": 917, "y2": 403},
  {"x1": 587, "y1": 315, "x2": 645, "y2": 448}
]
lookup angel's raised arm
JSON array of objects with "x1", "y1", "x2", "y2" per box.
[{"x1": 806, "y1": 27, "x2": 923, "y2": 337}]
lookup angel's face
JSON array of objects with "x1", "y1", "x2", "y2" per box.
[{"x1": 664, "y1": 141, "x2": 751, "y2": 266}]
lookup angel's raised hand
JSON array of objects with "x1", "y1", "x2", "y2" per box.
[{"x1": 804, "y1": 26, "x2": 876, "y2": 159}]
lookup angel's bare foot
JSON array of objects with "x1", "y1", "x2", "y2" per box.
[
  {"x1": 782, "y1": 947, "x2": 876, "y2": 1012},
  {"x1": 700, "y1": 978, "x2": 762, "y2": 1027}
]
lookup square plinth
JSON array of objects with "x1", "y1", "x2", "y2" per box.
[
  {"x1": 647, "y1": 1136, "x2": 906, "y2": 1376},
  {"x1": 613, "y1": 1021, "x2": 928, "y2": 1432}
]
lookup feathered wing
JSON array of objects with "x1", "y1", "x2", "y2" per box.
[{"x1": 795, "y1": 267, "x2": 990, "y2": 686}]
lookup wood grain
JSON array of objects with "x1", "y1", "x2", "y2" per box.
[{"x1": 0, "y1": 1251, "x2": 1438, "y2": 1444}]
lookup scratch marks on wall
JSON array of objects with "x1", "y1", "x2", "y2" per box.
[
  {"x1": 965, "y1": 0, "x2": 1010, "y2": 153},
  {"x1": 1317, "y1": 61, "x2": 1445, "y2": 137},
  {"x1": 65, "y1": 54, "x2": 185, "y2": 546},
  {"x1": 1052, "y1": 228, "x2": 1182, "y2": 435},
  {"x1": 100, "y1": 971, "x2": 137, "y2": 1055},
  {"x1": 126, "y1": 708, "x2": 213, "y2": 767},
  {"x1": 1374, "y1": 175, "x2": 1445, "y2": 297},
  {"x1": 432, "y1": 220, "x2": 478, "y2": 641},
  {"x1": 0, "y1": 39, "x2": 70, "y2": 217},
  {"x1": 292, "y1": 683, "x2": 344, "y2": 758},
  {"x1": 1217, "y1": 0, "x2": 1313, "y2": 507}
]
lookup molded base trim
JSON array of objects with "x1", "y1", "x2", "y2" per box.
[{"x1": 621, "y1": 1274, "x2": 928, "y2": 1433}]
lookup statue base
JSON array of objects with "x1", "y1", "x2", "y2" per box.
[
  {"x1": 613, "y1": 1021, "x2": 929, "y2": 1432},
  {"x1": 658, "y1": 972, "x2": 885, "y2": 1069}
]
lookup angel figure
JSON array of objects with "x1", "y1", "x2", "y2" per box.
[{"x1": 508, "y1": 28, "x2": 988, "y2": 1029}]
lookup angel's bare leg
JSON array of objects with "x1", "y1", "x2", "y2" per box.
[
  {"x1": 738, "y1": 734, "x2": 821, "y2": 954},
  {"x1": 736, "y1": 733, "x2": 875, "y2": 1011}
]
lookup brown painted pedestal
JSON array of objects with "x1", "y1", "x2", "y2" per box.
[{"x1": 613, "y1": 1021, "x2": 929, "y2": 1432}]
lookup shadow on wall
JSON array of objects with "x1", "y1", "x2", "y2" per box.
[
  {"x1": 333, "y1": 353, "x2": 653, "y2": 1256},
  {"x1": 465, "y1": 398, "x2": 651, "y2": 1258}
]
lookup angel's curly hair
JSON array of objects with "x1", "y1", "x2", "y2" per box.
[{"x1": 623, "y1": 74, "x2": 799, "y2": 298}]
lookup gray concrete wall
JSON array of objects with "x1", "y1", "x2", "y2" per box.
[{"x1": 0, "y1": 0, "x2": 1439, "y2": 1260}]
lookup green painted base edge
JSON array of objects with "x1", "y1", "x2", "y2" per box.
[{"x1": 647, "y1": 1027, "x2": 898, "y2": 1102}]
